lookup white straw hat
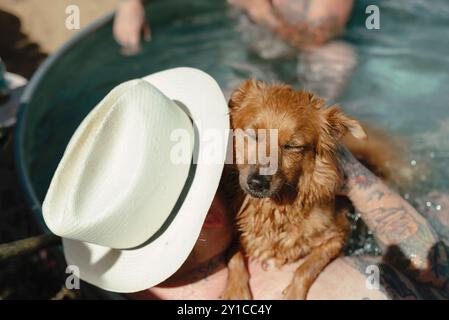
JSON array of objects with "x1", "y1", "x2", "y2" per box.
[{"x1": 42, "y1": 67, "x2": 229, "y2": 293}]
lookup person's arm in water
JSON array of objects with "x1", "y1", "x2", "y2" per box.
[
  {"x1": 338, "y1": 145, "x2": 449, "y2": 292},
  {"x1": 113, "y1": 0, "x2": 150, "y2": 55},
  {"x1": 229, "y1": 0, "x2": 354, "y2": 49}
]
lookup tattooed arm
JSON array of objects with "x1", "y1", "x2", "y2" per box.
[{"x1": 338, "y1": 145, "x2": 449, "y2": 291}]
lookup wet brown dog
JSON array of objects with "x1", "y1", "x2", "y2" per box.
[{"x1": 222, "y1": 79, "x2": 371, "y2": 300}]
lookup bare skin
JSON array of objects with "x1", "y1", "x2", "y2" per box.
[
  {"x1": 114, "y1": 0, "x2": 448, "y2": 299},
  {"x1": 129, "y1": 148, "x2": 449, "y2": 300},
  {"x1": 113, "y1": 0, "x2": 150, "y2": 55},
  {"x1": 113, "y1": 0, "x2": 354, "y2": 53},
  {"x1": 113, "y1": 0, "x2": 358, "y2": 100},
  {"x1": 229, "y1": 0, "x2": 354, "y2": 49}
]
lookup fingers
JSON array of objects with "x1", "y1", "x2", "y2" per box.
[
  {"x1": 113, "y1": 24, "x2": 140, "y2": 55},
  {"x1": 127, "y1": 27, "x2": 141, "y2": 52},
  {"x1": 227, "y1": 0, "x2": 246, "y2": 9},
  {"x1": 113, "y1": 16, "x2": 148, "y2": 55},
  {"x1": 143, "y1": 22, "x2": 152, "y2": 42},
  {"x1": 120, "y1": 43, "x2": 140, "y2": 56},
  {"x1": 113, "y1": 0, "x2": 150, "y2": 55},
  {"x1": 229, "y1": 0, "x2": 280, "y2": 30},
  {"x1": 112, "y1": 18, "x2": 127, "y2": 47}
]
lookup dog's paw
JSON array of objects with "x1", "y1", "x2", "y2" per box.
[
  {"x1": 282, "y1": 284, "x2": 307, "y2": 300},
  {"x1": 221, "y1": 285, "x2": 252, "y2": 300}
]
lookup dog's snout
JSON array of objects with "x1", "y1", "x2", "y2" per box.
[{"x1": 247, "y1": 174, "x2": 270, "y2": 192}]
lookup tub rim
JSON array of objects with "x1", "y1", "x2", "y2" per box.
[{"x1": 14, "y1": 11, "x2": 115, "y2": 231}]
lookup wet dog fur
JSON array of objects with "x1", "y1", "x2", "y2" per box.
[{"x1": 221, "y1": 79, "x2": 401, "y2": 299}]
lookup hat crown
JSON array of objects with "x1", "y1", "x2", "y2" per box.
[{"x1": 43, "y1": 80, "x2": 193, "y2": 249}]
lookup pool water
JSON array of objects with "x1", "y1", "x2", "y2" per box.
[{"x1": 17, "y1": 0, "x2": 449, "y2": 256}]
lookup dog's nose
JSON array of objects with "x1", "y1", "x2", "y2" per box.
[{"x1": 247, "y1": 174, "x2": 270, "y2": 192}]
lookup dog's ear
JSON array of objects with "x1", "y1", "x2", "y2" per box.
[
  {"x1": 307, "y1": 92, "x2": 326, "y2": 109},
  {"x1": 229, "y1": 79, "x2": 260, "y2": 110},
  {"x1": 321, "y1": 105, "x2": 367, "y2": 140}
]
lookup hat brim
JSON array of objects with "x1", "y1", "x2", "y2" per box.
[{"x1": 62, "y1": 67, "x2": 229, "y2": 293}]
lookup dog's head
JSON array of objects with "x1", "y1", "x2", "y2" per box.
[{"x1": 229, "y1": 79, "x2": 366, "y2": 208}]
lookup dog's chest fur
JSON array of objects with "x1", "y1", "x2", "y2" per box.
[{"x1": 236, "y1": 195, "x2": 339, "y2": 266}]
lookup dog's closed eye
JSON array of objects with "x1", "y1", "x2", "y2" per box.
[{"x1": 282, "y1": 144, "x2": 305, "y2": 152}]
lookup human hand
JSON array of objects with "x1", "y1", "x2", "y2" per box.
[
  {"x1": 228, "y1": 0, "x2": 280, "y2": 29},
  {"x1": 231, "y1": 0, "x2": 353, "y2": 49},
  {"x1": 113, "y1": 0, "x2": 151, "y2": 55}
]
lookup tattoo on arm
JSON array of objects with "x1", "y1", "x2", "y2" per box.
[
  {"x1": 337, "y1": 145, "x2": 449, "y2": 289},
  {"x1": 365, "y1": 205, "x2": 420, "y2": 244},
  {"x1": 337, "y1": 144, "x2": 380, "y2": 193},
  {"x1": 366, "y1": 190, "x2": 385, "y2": 202}
]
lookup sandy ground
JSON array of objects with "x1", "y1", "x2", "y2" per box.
[{"x1": 0, "y1": 0, "x2": 117, "y2": 77}]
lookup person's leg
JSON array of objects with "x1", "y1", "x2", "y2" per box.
[
  {"x1": 246, "y1": 254, "x2": 388, "y2": 299},
  {"x1": 297, "y1": 41, "x2": 357, "y2": 100},
  {"x1": 307, "y1": 256, "x2": 389, "y2": 300}
]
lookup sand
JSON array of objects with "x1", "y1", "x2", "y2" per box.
[{"x1": 0, "y1": 0, "x2": 117, "y2": 77}]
